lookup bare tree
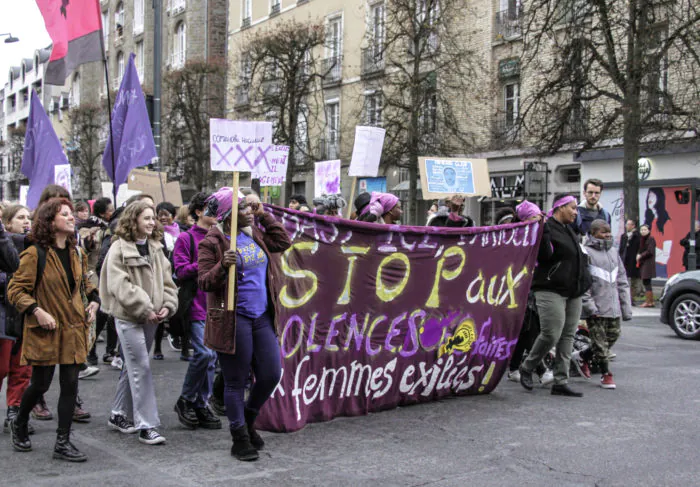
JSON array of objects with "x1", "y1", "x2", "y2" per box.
[
  {"x1": 67, "y1": 104, "x2": 105, "y2": 199},
  {"x1": 519, "y1": 0, "x2": 700, "y2": 222},
  {"x1": 163, "y1": 58, "x2": 227, "y2": 191},
  {"x1": 373, "y1": 0, "x2": 485, "y2": 224},
  {"x1": 237, "y1": 19, "x2": 329, "y2": 199}
]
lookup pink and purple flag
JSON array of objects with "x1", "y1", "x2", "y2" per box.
[
  {"x1": 102, "y1": 53, "x2": 156, "y2": 186},
  {"x1": 21, "y1": 90, "x2": 70, "y2": 209},
  {"x1": 36, "y1": 0, "x2": 104, "y2": 86}
]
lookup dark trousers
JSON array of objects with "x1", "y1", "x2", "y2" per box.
[
  {"x1": 218, "y1": 312, "x2": 281, "y2": 430},
  {"x1": 510, "y1": 305, "x2": 541, "y2": 372},
  {"x1": 89, "y1": 311, "x2": 118, "y2": 359},
  {"x1": 642, "y1": 278, "x2": 652, "y2": 292},
  {"x1": 17, "y1": 364, "x2": 80, "y2": 430}
]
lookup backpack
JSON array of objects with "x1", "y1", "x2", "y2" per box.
[
  {"x1": 5, "y1": 244, "x2": 47, "y2": 340},
  {"x1": 168, "y1": 232, "x2": 197, "y2": 339}
]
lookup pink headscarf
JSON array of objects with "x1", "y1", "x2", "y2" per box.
[
  {"x1": 516, "y1": 200, "x2": 542, "y2": 221},
  {"x1": 205, "y1": 187, "x2": 246, "y2": 222},
  {"x1": 547, "y1": 195, "x2": 577, "y2": 218},
  {"x1": 360, "y1": 192, "x2": 400, "y2": 218}
]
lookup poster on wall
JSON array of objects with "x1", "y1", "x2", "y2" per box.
[{"x1": 600, "y1": 185, "x2": 697, "y2": 278}]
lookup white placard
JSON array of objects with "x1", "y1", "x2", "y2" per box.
[
  {"x1": 102, "y1": 182, "x2": 141, "y2": 206},
  {"x1": 54, "y1": 164, "x2": 72, "y2": 196},
  {"x1": 349, "y1": 126, "x2": 385, "y2": 177},
  {"x1": 19, "y1": 185, "x2": 29, "y2": 207},
  {"x1": 210, "y1": 119, "x2": 273, "y2": 172},
  {"x1": 251, "y1": 145, "x2": 289, "y2": 186},
  {"x1": 314, "y1": 160, "x2": 341, "y2": 198}
]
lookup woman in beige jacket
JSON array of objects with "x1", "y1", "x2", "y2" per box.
[{"x1": 99, "y1": 201, "x2": 177, "y2": 445}]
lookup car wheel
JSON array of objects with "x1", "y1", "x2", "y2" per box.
[{"x1": 669, "y1": 293, "x2": 700, "y2": 340}]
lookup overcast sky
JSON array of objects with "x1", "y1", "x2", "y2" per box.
[{"x1": 0, "y1": 1, "x2": 52, "y2": 84}]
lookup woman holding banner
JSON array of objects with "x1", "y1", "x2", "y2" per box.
[
  {"x1": 198, "y1": 188, "x2": 290, "y2": 462},
  {"x1": 518, "y1": 194, "x2": 590, "y2": 398}
]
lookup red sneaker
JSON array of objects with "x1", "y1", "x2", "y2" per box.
[
  {"x1": 572, "y1": 351, "x2": 592, "y2": 379},
  {"x1": 580, "y1": 361, "x2": 592, "y2": 380},
  {"x1": 601, "y1": 373, "x2": 616, "y2": 389}
]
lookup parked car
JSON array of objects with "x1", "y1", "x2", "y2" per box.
[{"x1": 660, "y1": 270, "x2": 700, "y2": 339}]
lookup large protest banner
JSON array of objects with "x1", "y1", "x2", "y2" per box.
[{"x1": 258, "y1": 207, "x2": 543, "y2": 432}]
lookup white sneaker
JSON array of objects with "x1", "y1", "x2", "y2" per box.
[
  {"x1": 607, "y1": 352, "x2": 616, "y2": 361},
  {"x1": 507, "y1": 370, "x2": 521, "y2": 382},
  {"x1": 540, "y1": 370, "x2": 554, "y2": 386},
  {"x1": 111, "y1": 357, "x2": 124, "y2": 370},
  {"x1": 78, "y1": 366, "x2": 100, "y2": 379}
]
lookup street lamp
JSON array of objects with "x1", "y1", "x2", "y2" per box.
[{"x1": 0, "y1": 33, "x2": 19, "y2": 43}]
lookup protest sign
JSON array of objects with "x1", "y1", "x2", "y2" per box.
[
  {"x1": 252, "y1": 145, "x2": 289, "y2": 186},
  {"x1": 257, "y1": 207, "x2": 542, "y2": 432},
  {"x1": 209, "y1": 119, "x2": 273, "y2": 172},
  {"x1": 315, "y1": 160, "x2": 341, "y2": 198},
  {"x1": 163, "y1": 182, "x2": 183, "y2": 207},
  {"x1": 19, "y1": 186, "x2": 29, "y2": 207},
  {"x1": 359, "y1": 177, "x2": 387, "y2": 194},
  {"x1": 419, "y1": 157, "x2": 491, "y2": 199},
  {"x1": 128, "y1": 168, "x2": 167, "y2": 193},
  {"x1": 54, "y1": 164, "x2": 72, "y2": 196},
  {"x1": 349, "y1": 126, "x2": 385, "y2": 177},
  {"x1": 102, "y1": 182, "x2": 140, "y2": 206}
]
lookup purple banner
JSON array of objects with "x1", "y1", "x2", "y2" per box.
[{"x1": 258, "y1": 207, "x2": 543, "y2": 432}]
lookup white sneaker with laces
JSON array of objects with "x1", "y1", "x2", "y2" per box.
[
  {"x1": 78, "y1": 366, "x2": 100, "y2": 380},
  {"x1": 540, "y1": 370, "x2": 554, "y2": 386},
  {"x1": 507, "y1": 370, "x2": 521, "y2": 382},
  {"x1": 111, "y1": 357, "x2": 124, "y2": 370}
]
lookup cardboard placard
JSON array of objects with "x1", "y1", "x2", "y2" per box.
[
  {"x1": 251, "y1": 145, "x2": 289, "y2": 186},
  {"x1": 419, "y1": 157, "x2": 491, "y2": 199},
  {"x1": 127, "y1": 169, "x2": 167, "y2": 193}
]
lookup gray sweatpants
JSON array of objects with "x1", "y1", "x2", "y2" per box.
[
  {"x1": 112, "y1": 319, "x2": 160, "y2": 430},
  {"x1": 521, "y1": 291, "x2": 583, "y2": 386}
]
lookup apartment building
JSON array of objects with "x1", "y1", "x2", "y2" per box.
[{"x1": 0, "y1": 47, "x2": 71, "y2": 201}]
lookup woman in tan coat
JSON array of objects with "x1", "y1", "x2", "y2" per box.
[
  {"x1": 7, "y1": 198, "x2": 99, "y2": 462},
  {"x1": 100, "y1": 201, "x2": 178, "y2": 445}
]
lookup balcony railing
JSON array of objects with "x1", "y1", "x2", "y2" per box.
[
  {"x1": 170, "y1": 51, "x2": 186, "y2": 69},
  {"x1": 235, "y1": 85, "x2": 250, "y2": 107},
  {"x1": 491, "y1": 115, "x2": 521, "y2": 149},
  {"x1": 494, "y1": 7, "x2": 523, "y2": 40},
  {"x1": 241, "y1": 17, "x2": 251, "y2": 29},
  {"x1": 361, "y1": 47, "x2": 385, "y2": 77},
  {"x1": 270, "y1": 3, "x2": 281, "y2": 16},
  {"x1": 562, "y1": 113, "x2": 589, "y2": 142},
  {"x1": 321, "y1": 56, "x2": 342, "y2": 87},
  {"x1": 262, "y1": 79, "x2": 281, "y2": 98},
  {"x1": 319, "y1": 137, "x2": 340, "y2": 160},
  {"x1": 172, "y1": 0, "x2": 186, "y2": 15}
]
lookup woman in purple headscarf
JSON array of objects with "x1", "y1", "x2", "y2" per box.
[
  {"x1": 358, "y1": 192, "x2": 403, "y2": 224},
  {"x1": 197, "y1": 188, "x2": 291, "y2": 462},
  {"x1": 517, "y1": 193, "x2": 590, "y2": 398}
]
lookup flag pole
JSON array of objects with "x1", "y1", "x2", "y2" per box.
[{"x1": 97, "y1": 1, "x2": 118, "y2": 206}]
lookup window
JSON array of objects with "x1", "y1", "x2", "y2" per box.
[
  {"x1": 115, "y1": 2, "x2": 124, "y2": 39},
  {"x1": 116, "y1": 51, "x2": 125, "y2": 88},
  {"x1": 326, "y1": 102, "x2": 340, "y2": 143},
  {"x1": 369, "y1": 2, "x2": 385, "y2": 58},
  {"x1": 101, "y1": 10, "x2": 109, "y2": 47},
  {"x1": 70, "y1": 73, "x2": 80, "y2": 107},
  {"x1": 239, "y1": 54, "x2": 252, "y2": 85},
  {"x1": 242, "y1": 0, "x2": 252, "y2": 27},
  {"x1": 365, "y1": 92, "x2": 383, "y2": 127},
  {"x1": 270, "y1": 0, "x2": 281, "y2": 15},
  {"x1": 134, "y1": 0, "x2": 144, "y2": 34},
  {"x1": 504, "y1": 82, "x2": 519, "y2": 127},
  {"x1": 416, "y1": 0, "x2": 439, "y2": 26},
  {"x1": 295, "y1": 105, "x2": 309, "y2": 164},
  {"x1": 420, "y1": 92, "x2": 437, "y2": 134},
  {"x1": 136, "y1": 41, "x2": 144, "y2": 80},
  {"x1": 173, "y1": 22, "x2": 186, "y2": 68},
  {"x1": 646, "y1": 25, "x2": 668, "y2": 115},
  {"x1": 327, "y1": 16, "x2": 342, "y2": 60}
]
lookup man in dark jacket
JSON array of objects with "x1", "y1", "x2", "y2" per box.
[
  {"x1": 572, "y1": 179, "x2": 611, "y2": 236},
  {"x1": 619, "y1": 219, "x2": 642, "y2": 299},
  {"x1": 426, "y1": 195, "x2": 475, "y2": 227},
  {"x1": 680, "y1": 220, "x2": 700, "y2": 271}
]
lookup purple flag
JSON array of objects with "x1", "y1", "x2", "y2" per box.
[
  {"x1": 102, "y1": 52, "x2": 156, "y2": 185},
  {"x1": 21, "y1": 90, "x2": 70, "y2": 209}
]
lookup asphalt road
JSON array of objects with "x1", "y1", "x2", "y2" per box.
[{"x1": 1, "y1": 307, "x2": 698, "y2": 487}]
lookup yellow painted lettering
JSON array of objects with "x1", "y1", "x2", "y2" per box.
[
  {"x1": 279, "y1": 242, "x2": 319, "y2": 309},
  {"x1": 337, "y1": 246, "x2": 371, "y2": 305},
  {"x1": 375, "y1": 253, "x2": 411, "y2": 302},
  {"x1": 426, "y1": 246, "x2": 466, "y2": 308}
]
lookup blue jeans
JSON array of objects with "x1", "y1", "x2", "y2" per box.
[
  {"x1": 181, "y1": 320, "x2": 217, "y2": 407},
  {"x1": 219, "y1": 311, "x2": 281, "y2": 430}
]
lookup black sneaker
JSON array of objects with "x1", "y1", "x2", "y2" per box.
[
  {"x1": 103, "y1": 353, "x2": 116, "y2": 364},
  {"x1": 173, "y1": 397, "x2": 199, "y2": 429},
  {"x1": 108, "y1": 414, "x2": 138, "y2": 434},
  {"x1": 139, "y1": 428, "x2": 166, "y2": 445},
  {"x1": 195, "y1": 406, "x2": 223, "y2": 429},
  {"x1": 168, "y1": 335, "x2": 182, "y2": 352},
  {"x1": 208, "y1": 396, "x2": 226, "y2": 416},
  {"x1": 519, "y1": 366, "x2": 534, "y2": 391}
]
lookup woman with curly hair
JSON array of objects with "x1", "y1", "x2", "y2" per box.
[
  {"x1": 7, "y1": 198, "x2": 100, "y2": 461},
  {"x1": 100, "y1": 201, "x2": 178, "y2": 445}
]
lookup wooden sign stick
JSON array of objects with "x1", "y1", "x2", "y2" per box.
[
  {"x1": 227, "y1": 172, "x2": 240, "y2": 311},
  {"x1": 346, "y1": 177, "x2": 357, "y2": 219}
]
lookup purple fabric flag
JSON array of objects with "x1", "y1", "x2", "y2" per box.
[
  {"x1": 102, "y1": 52, "x2": 156, "y2": 185},
  {"x1": 21, "y1": 90, "x2": 70, "y2": 209}
]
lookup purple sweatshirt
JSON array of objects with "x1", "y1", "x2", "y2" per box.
[{"x1": 173, "y1": 225, "x2": 208, "y2": 322}]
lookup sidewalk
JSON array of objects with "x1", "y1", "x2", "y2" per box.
[{"x1": 631, "y1": 306, "x2": 661, "y2": 319}]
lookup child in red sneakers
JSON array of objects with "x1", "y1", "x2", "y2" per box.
[{"x1": 577, "y1": 220, "x2": 632, "y2": 389}]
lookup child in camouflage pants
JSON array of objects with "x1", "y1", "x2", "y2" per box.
[{"x1": 577, "y1": 220, "x2": 633, "y2": 389}]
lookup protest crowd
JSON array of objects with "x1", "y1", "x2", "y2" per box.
[{"x1": 0, "y1": 172, "x2": 675, "y2": 463}]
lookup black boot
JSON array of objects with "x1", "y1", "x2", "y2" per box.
[
  {"x1": 4, "y1": 407, "x2": 35, "y2": 435},
  {"x1": 230, "y1": 426, "x2": 259, "y2": 461},
  {"x1": 53, "y1": 428, "x2": 87, "y2": 462},
  {"x1": 244, "y1": 408, "x2": 264, "y2": 450},
  {"x1": 173, "y1": 397, "x2": 199, "y2": 429},
  {"x1": 519, "y1": 366, "x2": 534, "y2": 391},
  {"x1": 10, "y1": 419, "x2": 32, "y2": 452}
]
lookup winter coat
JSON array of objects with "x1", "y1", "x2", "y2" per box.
[
  {"x1": 582, "y1": 236, "x2": 632, "y2": 320},
  {"x1": 572, "y1": 205, "x2": 611, "y2": 236},
  {"x1": 99, "y1": 238, "x2": 178, "y2": 324},
  {"x1": 0, "y1": 225, "x2": 20, "y2": 341},
  {"x1": 619, "y1": 230, "x2": 641, "y2": 279},
  {"x1": 198, "y1": 213, "x2": 291, "y2": 355},
  {"x1": 531, "y1": 218, "x2": 590, "y2": 298},
  {"x1": 680, "y1": 231, "x2": 700, "y2": 270},
  {"x1": 172, "y1": 225, "x2": 209, "y2": 322},
  {"x1": 637, "y1": 235, "x2": 657, "y2": 280},
  {"x1": 426, "y1": 207, "x2": 474, "y2": 227},
  {"x1": 7, "y1": 244, "x2": 98, "y2": 366}
]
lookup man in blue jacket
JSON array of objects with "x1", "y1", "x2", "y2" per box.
[{"x1": 572, "y1": 178, "x2": 611, "y2": 236}]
